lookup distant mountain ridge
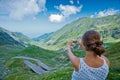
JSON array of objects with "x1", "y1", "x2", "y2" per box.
[
  {"x1": 0, "y1": 27, "x2": 36, "y2": 47},
  {"x1": 38, "y1": 14, "x2": 120, "y2": 50},
  {"x1": 0, "y1": 27, "x2": 22, "y2": 46},
  {"x1": 33, "y1": 32, "x2": 54, "y2": 42}
]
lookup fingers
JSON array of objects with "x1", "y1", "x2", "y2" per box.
[
  {"x1": 77, "y1": 40, "x2": 81, "y2": 45},
  {"x1": 68, "y1": 40, "x2": 81, "y2": 46},
  {"x1": 68, "y1": 40, "x2": 74, "y2": 46}
]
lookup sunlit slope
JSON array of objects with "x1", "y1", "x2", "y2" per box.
[
  {"x1": 0, "y1": 45, "x2": 66, "y2": 80},
  {"x1": 3, "y1": 42, "x2": 120, "y2": 80},
  {"x1": 39, "y1": 15, "x2": 120, "y2": 50},
  {"x1": 0, "y1": 27, "x2": 38, "y2": 47},
  {"x1": 105, "y1": 42, "x2": 120, "y2": 79}
]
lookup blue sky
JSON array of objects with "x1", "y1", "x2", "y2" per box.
[{"x1": 0, "y1": 0, "x2": 120, "y2": 38}]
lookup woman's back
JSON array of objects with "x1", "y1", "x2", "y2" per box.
[
  {"x1": 72, "y1": 58, "x2": 109, "y2": 80},
  {"x1": 67, "y1": 30, "x2": 110, "y2": 80}
]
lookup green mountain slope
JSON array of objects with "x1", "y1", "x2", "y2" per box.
[
  {"x1": 105, "y1": 42, "x2": 120, "y2": 80},
  {"x1": 0, "y1": 27, "x2": 23, "y2": 46},
  {"x1": 3, "y1": 42, "x2": 120, "y2": 80},
  {"x1": 13, "y1": 32, "x2": 38, "y2": 47},
  {"x1": 33, "y1": 32, "x2": 54, "y2": 42},
  {"x1": 39, "y1": 15, "x2": 120, "y2": 50},
  {"x1": 0, "y1": 45, "x2": 65, "y2": 80},
  {"x1": 0, "y1": 27, "x2": 38, "y2": 47}
]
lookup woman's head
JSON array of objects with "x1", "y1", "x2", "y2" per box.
[{"x1": 82, "y1": 30, "x2": 105, "y2": 56}]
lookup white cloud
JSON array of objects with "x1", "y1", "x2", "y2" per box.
[
  {"x1": 3, "y1": 0, "x2": 46, "y2": 20},
  {"x1": 70, "y1": 0, "x2": 74, "y2": 4},
  {"x1": 49, "y1": 4, "x2": 83, "y2": 23},
  {"x1": 91, "y1": 9, "x2": 119, "y2": 18},
  {"x1": 49, "y1": 14, "x2": 64, "y2": 23},
  {"x1": 59, "y1": 4, "x2": 82, "y2": 17}
]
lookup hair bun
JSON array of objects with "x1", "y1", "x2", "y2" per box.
[
  {"x1": 87, "y1": 40, "x2": 105, "y2": 56},
  {"x1": 93, "y1": 40, "x2": 104, "y2": 56},
  {"x1": 95, "y1": 41, "x2": 103, "y2": 46},
  {"x1": 94, "y1": 45, "x2": 105, "y2": 56}
]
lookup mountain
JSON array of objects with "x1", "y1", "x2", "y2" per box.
[
  {"x1": 33, "y1": 32, "x2": 54, "y2": 42},
  {"x1": 0, "y1": 27, "x2": 37, "y2": 47},
  {"x1": 0, "y1": 27, "x2": 23, "y2": 46},
  {"x1": 38, "y1": 14, "x2": 120, "y2": 50},
  {"x1": 0, "y1": 45, "x2": 62, "y2": 80},
  {"x1": 3, "y1": 41, "x2": 120, "y2": 80},
  {"x1": 13, "y1": 32, "x2": 38, "y2": 47}
]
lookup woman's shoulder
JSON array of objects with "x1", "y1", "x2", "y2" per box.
[{"x1": 101, "y1": 55, "x2": 110, "y2": 67}]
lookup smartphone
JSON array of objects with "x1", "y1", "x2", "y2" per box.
[{"x1": 73, "y1": 40, "x2": 77, "y2": 43}]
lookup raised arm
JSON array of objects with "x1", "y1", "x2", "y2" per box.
[{"x1": 66, "y1": 41, "x2": 80, "y2": 71}]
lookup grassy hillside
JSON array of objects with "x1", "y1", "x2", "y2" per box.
[
  {"x1": 1, "y1": 45, "x2": 84, "y2": 80},
  {"x1": 13, "y1": 32, "x2": 38, "y2": 47},
  {"x1": 33, "y1": 32, "x2": 54, "y2": 42},
  {"x1": 0, "y1": 44, "x2": 69, "y2": 80},
  {"x1": 38, "y1": 15, "x2": 120, "y2": 50},
  {"x1": 2, "y1": 42, "x2": 120, "y2": 80},
  {"x1": 0, "y1": 45, "x2": 62, "y2": 67},
  {"x1": 105, "y1": 42, "x2": 120, "y2": 80},
  {"x1": 0, "y1": 27, "x2": 23, "y2": 46},
  {"x1": 0, "y1": 27, "x2": 39, "y2": 47}
]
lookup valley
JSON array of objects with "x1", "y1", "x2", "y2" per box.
[
  {"x1": 0, "y1": 15, "x2": 120, "y2": 80},
  {"x1": 37, "y1": 15, "x2": 120, "y2": 50}
]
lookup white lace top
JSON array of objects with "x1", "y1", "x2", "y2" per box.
[{"x1": 72, "y1": 58, "x2": 109, "y2": 80}]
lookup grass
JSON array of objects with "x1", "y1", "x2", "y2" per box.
[
  {"x1": 4, "y1": 45, "x2": 61, "y2": 67},
  {"x1": 1, "y1": 42, "x2": 120, "y2": 80},
  {"x1": 105, "y1": 42, "x2": 120, "y2": 80},
  {"x1": 0, "y1": 45, "x2": 64, "y2": 79}
]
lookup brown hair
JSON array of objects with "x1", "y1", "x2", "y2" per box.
[{"x1": 82, "y1": 30, "x2": 105, "y2": 56}]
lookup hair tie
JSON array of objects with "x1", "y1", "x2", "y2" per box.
[{"x1": 95, "y1": 41, "x2": 103, "y2": 46}]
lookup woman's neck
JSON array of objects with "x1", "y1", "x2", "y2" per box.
[{"x1": 84, "y1": 51, "x2": 99, "y2": 59}]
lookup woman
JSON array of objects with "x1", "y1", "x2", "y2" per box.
[{"x1": 67, "y1": 30, "x2": 110, "y2": 80}]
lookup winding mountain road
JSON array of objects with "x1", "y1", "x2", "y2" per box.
[{"x1": 12, "y1": 56, "x2": 52, "y2": 74}]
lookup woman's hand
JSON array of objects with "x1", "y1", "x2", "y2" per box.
[
  {"x1": 68, "y1": 40, "x2": 74, "y2": 47},
  {"x1": 68, "y1": 40, "x2": 82, "y2": 47},
  {"x1": 67, "y1": 40, "x2": 74, "y2": 51},
  {"x1": 77, "y1": 40, "x2": 81, "y2": 45}
]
